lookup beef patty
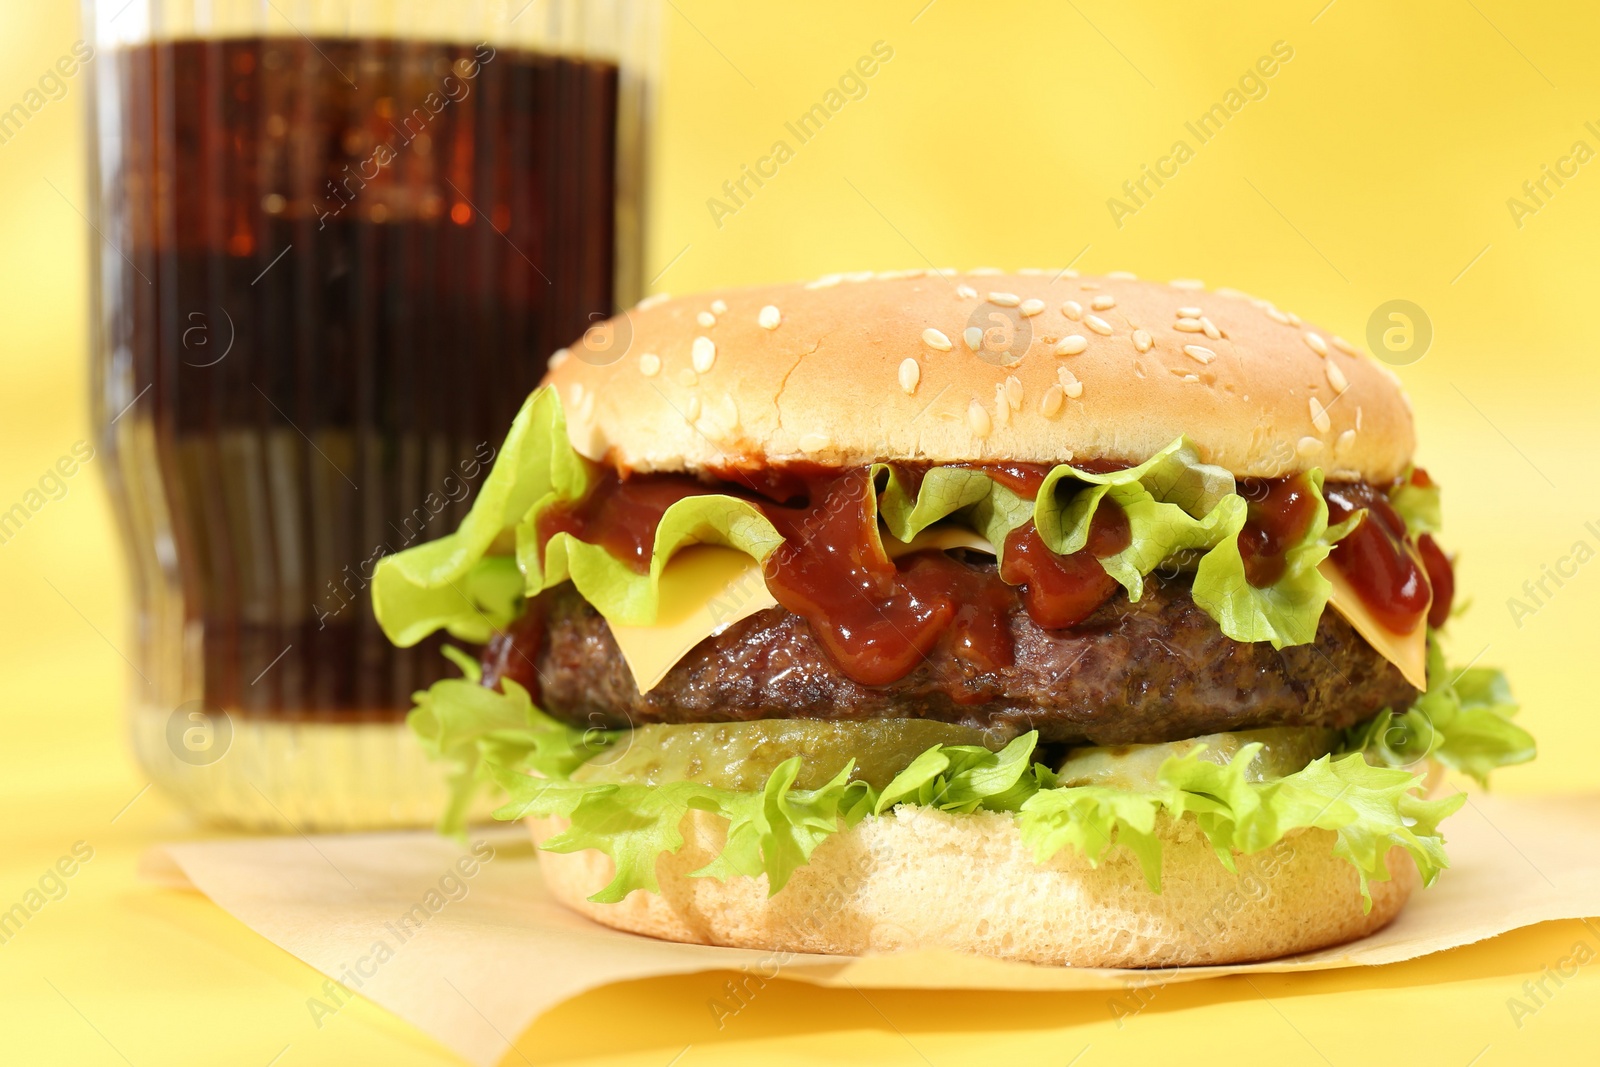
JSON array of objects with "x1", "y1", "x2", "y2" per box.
[{"x1": 482, "y1": 569, "x2": 1416, "y2": 746}]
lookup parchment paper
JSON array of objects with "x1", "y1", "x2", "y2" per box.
[{"x1": 140, "y1": 793, "x2": 1600, "y2": 1067}]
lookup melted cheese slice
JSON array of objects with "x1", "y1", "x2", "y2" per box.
[
  {"x1": 1319, "y1": 558, "x2": 1429, "y2": 690},
  {"x1": 610, "y1": 531, "x2": 1427, "y2": 694},
  {"x1": 608, "y1": 546, "x2": 778, "y2": 693}
]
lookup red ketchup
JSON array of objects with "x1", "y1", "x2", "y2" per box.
[
  {"x1": 999, "y1": 507, "x2": 1130, "y2": 630},
  {"x1": 534, "y1": 459, "x2": 1446, "y2": 686},
  {"x1": 1324, "y1": 482, "x2": 1431, "y2": 634},
  {"x1": 1236, "y1": 474, "x2": 1320, "y2": 588}
]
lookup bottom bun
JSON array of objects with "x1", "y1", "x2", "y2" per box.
[{"x1": 532, "y1": 805, "x2": 1417, "y2": 967}]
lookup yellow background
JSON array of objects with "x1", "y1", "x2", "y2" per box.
[{"x1": 3, "y1": 1, "x2": 1598, "y2": 1064}]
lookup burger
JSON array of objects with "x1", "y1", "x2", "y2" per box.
[{"x1": 373, "y1": 271, "x2": 1534, "y2": 967}]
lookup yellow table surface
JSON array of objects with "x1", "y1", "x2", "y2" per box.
[{"x1": 5, "y1": 1, "x2": 1600, "y2": 1063}]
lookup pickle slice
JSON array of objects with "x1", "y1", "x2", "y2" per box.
[
  {"x1": 1055, "y1": 727, "x2": 1339, "y2": 791},
  {"x1": 574, "y1": 719, "x2": 1006, "y2": 792}
]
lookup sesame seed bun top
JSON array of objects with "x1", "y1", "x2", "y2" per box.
[{"x1": 545, "y1": 270, "x2": 1415, "y2": 483}]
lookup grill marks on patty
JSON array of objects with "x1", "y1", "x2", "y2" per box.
[{"x1": 483, "y1": 570, "x2": 1416, "y2": 746}]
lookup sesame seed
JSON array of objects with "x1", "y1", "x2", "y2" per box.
[
  {"x1": 923, "y1": 328, "x2": 953, "y2": 351},
  {"x1": 711, "y1": 299, "x2": 728, "y2": 314},
  {"x1": 1107, "y1": 270, "x2": 1137, "y2": 280},
  {"x1": 1170, "y1": 278, "x2": 1205, "y2": 289},
  {"x1": 692, "y1": 336, "x2": 717, "y2": 373},
  {"x1": 1335, "y1": 429, "x2": 1356, "y2": 455},
  {"x1": 1332, "y1": 335, "x2": 1359, "y2": 356},
  {"x1": 686, "y1": 395, "x2": 702, "y2": 421},
  {"x1": 1287, "y1": 311, "x2": 1303, "y2": 326},
  {"x1": 1177, "y1": 306, "x2": 1202, "y2": 317},
  {"x1": 957, "y1": 284, "x2": 978, "y2": 299},
  {"x1": 988, "y1": 292, "x2": 1022, "y2": 307},
  {"x1": 1356, "y1": 406, "x2": 1364, "y2": 431},
  {"x1": 1183, "y1": 344, "x2": 1215, "y2": 364},
  {"x1": 993, "y1": 384, "x2": 1011, "y2": 427},
  {"x1": 805, "y1": 273, "x2": 842, "y2": 290},
  {"x1": 1132, "y1": 329, "x2": 1153, "y2": 353},
  {"x1": 1309, "y1": 396, "x2": 1331, "y2": 433},
  {"x1": 1266, "y1": 307, "x2": 1292, "y2": 325},
  {"x1": 967, "y1": 399, "x2": 992, "y2": 438},
  {"x1": 1004, "y1": 375, "x2": 1024, "y2": 410},
  {"x1": 799, "y1": 432, "x2": 832, "y2": 452},
  {"x1": 1326, "y1": 362, "x2": 1349, "y2": 393},
  {"x1": 1174, "y1": 318, "x2": 1204, "y2": 333},
  {"x1": 1304, "y1": 332, "x2": 1328, "y2": 357},
  {"x1": 1062, "y1": 300, "x2": 1083, "y2": 321},
  {"x1": 570, "y1": 382, "x2": 586, "y2": 405},
  {"x1": 638, "y1": 352, "x2": 661, "y2": 376},
  {"x1": 675, "y1": 368, "x2": 698, "y2": 387},
  {"x1": 1055, "y1": 335, "x2": 1088, "y2": 356},
  {"x1": 1079, "y1": 283, "x2": 1100, "y2": 291},
  {"x1": 635, "y1": 293, "x2": 670, "y2": 311},
  {"x1": 1297, "y1": 436, "x2": 1324, "y2": 458},
  {"x1": 1040, "y1": 383, "x2": 1065, "y2": 417},
  {"x1": 758, "y1": 305, "x2": 782, "y2": 330},
  {"x1": 1057, "y1": 366, "x2": 1084, "y2": 399},
  {"x1": 1091, "y1": 294, "x2": 1117, "y2": 311},
  {"x1": 696, "y1": 310, "x2": 716, "y2": 328},
  {"x1": 1020, "y1": 298, "x2": 1046, "y2": 317},
  {"x1": 1059, "y1": 269, "x2": 1080, "y2": 278},
  {"x1": 1086, "y1": 315, "x2": 1113, "y2": 335},
  {"x1": 1200, "y1": 316, "x2": 1221, "y2": 340},
  {"x1": 845, "y1": 270, "x2": 874, "y2": 283},
  {"x1": 548, "y1": 347, "x2": 571, "y2": 369},
  {"x1": 898, "y1": 358, "x2": 920, "y2": 395},
  {"x1": 1182, "y1": 373, "x2": 1201, "y2": 383},
  {"x1": 963, "y1": 326, "x2": 984, "y2": 351}
]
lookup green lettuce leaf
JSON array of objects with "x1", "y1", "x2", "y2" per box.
[
  {"x1": 374, "y1": 386, "x2": 597, "y2": 646},
  {"x1": 407, "y1": 662, "x2": 607, "y2": 836},
  {"x1": 526, "y1": 494, "x2": 784, "y2": 627},
  {"x1": 693, "y1": 760, "x2": 875, "y2": 892},
  {"x1": 874, "y1": 732, "x2": 1046, "y2": 814},
  {"x1": 875, "y1": 465, "x2": 1034, "y2": 563},
  {"x1": 372, "y1": 555, "x2": 526, "y2": 646},
  {"x1": 1191, "y1": 469, "x2": 1361, "y2": 648},
  {"x1": 1019, "y1": 745, "x2": 1462, "y2": 905},
  {"x1": 1390, "y1": 471, "x2": 1442, "y2": 537},
  {"x1": 1035, "y1": 438, "x2": 1239, "y2": 602},
  {"x1": 1347, "y1": 641, "x2": 1535, "y2": 785},
  {"x1": 1009, "y1": 786, "x2": 1167, "y2": 889},
  {"x1": 513, "y1": 777, "x2": 726, "y2": 902}
]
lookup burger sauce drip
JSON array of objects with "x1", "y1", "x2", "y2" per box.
[
  {"x1": 1000, "y1": 509, "x2": 1130, "y2": 629},
  {"x1": 1236, "y1": 474, "x2": 1320, "y2": 588},
  {"x1": 759, "y1": 469, "x2": 956, "y2": 686},
  {"x1": 481, "y1": 609, "x2": 545, "y2": 699},
  {"x1": 1417, "y1": 534, "x2": 1454, "y2": 628},
  {"x1": 536, "y1": 470, "x2": 718, "y2": 574},
  {"x1": 1408, "y1": 467, "x2": 1455, "y2": 628},
  {"x1": 1325, "y1": 483, "x2": 1431, "y2": 634}
]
